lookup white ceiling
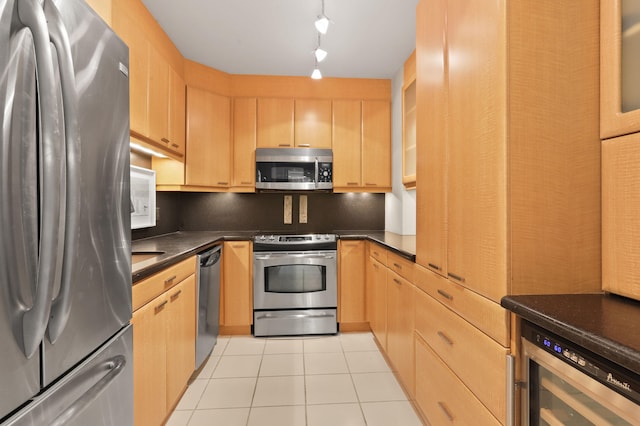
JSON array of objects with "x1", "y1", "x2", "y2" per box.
[{"x1": 140, "y1": 0, "x2": 419, "y2": 79}]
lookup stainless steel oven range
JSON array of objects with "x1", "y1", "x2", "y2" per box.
[
  {"x1": 521, "y1": 320, "x2": 640, "y2": 425},
  {"x1": 253, "y1": 234, "x2": 337, "y2": 337}
]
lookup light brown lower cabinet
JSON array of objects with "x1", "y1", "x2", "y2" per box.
[
  {"x1": 366, "y1": 253, "x2": 387, "y2": 350},
  {"x1": 386, "y1": 270, "x2": 415, "y2": 396},
  {"x1": 132, "y1": 257, "x2": 197, "y2": 426},
  {"x1": 221, "y1": 241, "x2": 253, "y2": 334},
  {"x1": 338, "y1": 240, "x2": 367, "y2": 329},
  {"x1": 415, "y1": 334, "x2": 502, "y2": 425}
]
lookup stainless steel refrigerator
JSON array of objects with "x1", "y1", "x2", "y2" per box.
[{"x1": 0, "y1": 0, "x2": 133, "y2": 424}]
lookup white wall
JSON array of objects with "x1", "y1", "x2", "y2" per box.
[{"x1": 385, "y1": 66, "x2": 416, "y2": 235}]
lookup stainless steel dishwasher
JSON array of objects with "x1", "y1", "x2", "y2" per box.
[{"x1": 195, "y1": 245, "x2": 222, "y2": 370}]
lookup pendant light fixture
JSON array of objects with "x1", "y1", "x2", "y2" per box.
[
  {"x1": 311, "y1": 59, "x2": 322, "y2": 79},
  {"x1": 314, "y1": 33, "x2": 327, "y2": 62},
  {"x1": 310, "y1": 0, "x2": 330, "y2": 79},
  {"x1": 314, "y1": 0, "x2": 330, "y2": 34}
]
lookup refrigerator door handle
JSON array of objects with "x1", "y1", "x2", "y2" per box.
[
  {"x1": 48, "y1": 355, "x2": 127, "y2": 426},
  {"x1": 43, "y1": 0, "x2": 80, "y2": 343},
  {"x1": 17, "y1": 0, "x2": 65, "y2": 359}
]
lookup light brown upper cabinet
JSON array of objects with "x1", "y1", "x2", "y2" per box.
[
  {"x1": 232, "y1": 98, "x2": 257, "y2": 191},
  {"x1": 332, "y1": 100, "x2": 391, "y2": 192},
  {"x1": 113, "y1": 10, "x2": 149, "y2": 139},
  {"x1": 294, "y1": 99, "x2": 332, "y2": 148},
  {"x1": 416, "y1": 0, "x2": 601, "y2": 303},
  {"x1": 112, "y1": 0, "x2": 185, "y2": 160},
  {"x1": 601, "y1": 0, "x2": 640, "y2": 139},
  {"x1": 168, "y1": 68, "x2": 186, "y2": 157},
  {"x1": 256, "y1": 98, "x2": 295, "y2": 148},
  {"x1": 332, "y1": 100, "x2": 362, "y2": 190},
  {"x1": 185, "y1": 87, "x2": 231, "y2": 188},
  {"x1": 402, "y1": 51, "x2": 417, "y2": 189},
  {"x1": 147, "y1": 46, "x2": 170, "y2": 147},
  {"x1": 603, "y1": 133, "x2": 640, "y2": 300},
  {"x1": 361, "y1": 100, "x2": 392, "y2": 192},
  {"x1": 415, "y1": 0, "x2": 447, "y2": 277}
]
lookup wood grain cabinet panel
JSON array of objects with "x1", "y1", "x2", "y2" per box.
[
  {"x1": 361, "y1": 100, "x2": 391, "y2": 191},
  {"x1": 221, "y1": 241, "x2": 253, "y2": 331},
  {"x1": 112, "y1": 10, "x2": 149, "y2": 139},
  {"x1": 415, "y1": 335, "x2": 502, "y2": 426},
  {"x1": 165, "y1": 275, "x2": 196, "y2": 411},
  {"x1": 168, "y1": 67, "x2": 186, "y2": 156},
  {"x1": 132, "y1": 293, "x2": 168, "y2": 426},
  {"x1": 256, "y1": 98, "x2": 295, "y2": 148},
  {"x1": 131, "y1": 257, "x2": 197, "y2": 426},
  {"x1": 415, "y1": 287, "x2": 508, "y2": 423},
  {"x1": 186, "y1": 87, "x2": 231, "y2": 187},
  {"x1": 366, "y1": 255, "x2": 387, "y2": 350},
  {"x1": 147, "y1": 45, "x2": 170, "y2": 147},
  {"x1": 603, "y1": 134, "x2": 640, "y2": 299},
  {"x1": 232, "y1": 98, "x2": 257, "y2": 191},
  {"x1": 294, "y1": 99, "x2": 332, "y2": 148},
  {"x1": 415, "y1": 0, "x2": 448, "y2": 278},
  {"x1": 386, "y1": 271, "x2": 415, "y2": 396},
  {"x1": 338, "y1": 240, "x2": 366, "y2": 327},
  {"x1": 332, "y1": 100, "x2": 362, "y2": 190}
]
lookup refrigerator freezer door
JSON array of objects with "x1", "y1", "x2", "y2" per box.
[
  {"x1": 0, "y1": 0, "x2": 57, "y2": 419},
  {"x1": 5, "y1": 325, "x2": 133, "y2": 426},
  {"x1": 41, "y1": 0, "x2": 131, "y2": 387}
]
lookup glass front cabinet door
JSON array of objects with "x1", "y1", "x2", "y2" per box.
[{"x1": 602, "y1": 0, "x2": 640, "y2": 139}]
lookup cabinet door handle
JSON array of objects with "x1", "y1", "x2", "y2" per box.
[
  {"x1": 365, "y1": 183, "x2": 377, "y2": 186},
  {"x1": 393, "y1": 262, "x2": 401, "y2": 269},
  {"x1": 161, "y1": 137, "x2": 170, "y2": 144},
  {"x1": 393, "y1": 278, "x2": 401, "y2": 285},
  {"x1": 278, "y1": 143, "x2": 291, "y2": 147},
  {"x1": 217, "y1": 181, "x2": 229, "y2": 185},
  {"x1": 240, "y1": 181, "x2": 252, "y2": 185},
  {"x1": 347, "y1": 182, "x2": 358, "y2": 185},
  {"x1": 428, "y1": 263, "x2": 441, "y2": 271},
  {"x1": 372, "y1": 263, "x2": 379, "y2": 270},
  {"x1": 447, "y1": 272, "x2": 465, "y2": 283},
  {"x1": 437, "y1": 401, "x2": 455, "y2": 422},
  {"x1": 437, "y1": 289, "x2": 453, "y2": 301},
  {"x1": 171, "y1": 143, "x2": 179, "y2": 148},
  {"x1": 298, "y1": 143, "x2": 310, "y2": 147},
  {"x1": 437, "y1": 330, "x2": 454, "y2": 346},
  {"x1": 164, "y1": 275, "x2": 177, "y2": 286},
  {"x1": 155, "y1": 300, "x2": 168, "y2": 313},
  {"x1": 170, "y1": 289, "x2": 182, "y2": 301}
]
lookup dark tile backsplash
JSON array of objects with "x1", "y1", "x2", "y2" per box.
[{"x1": 132, "y1": 192, "x2": 384, "y2": 240}]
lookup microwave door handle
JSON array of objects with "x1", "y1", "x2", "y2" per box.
[
  {"x1": 44, "y1": 0, "x2": 80, "y2": 343},
  {"x1": 315, "y1": 158, "x2": 319, "y2": 188},
  {"x1": 17, "y1": 0, "x2": 65, "y2": 359}
]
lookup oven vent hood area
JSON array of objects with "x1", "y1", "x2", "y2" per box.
[{"x1": 255, "y1": 148, "x2": 333, "y2": 192}]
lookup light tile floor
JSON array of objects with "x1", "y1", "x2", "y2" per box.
[{"x1": 166, "y1": 332, "x2": 424, "y2": 426}]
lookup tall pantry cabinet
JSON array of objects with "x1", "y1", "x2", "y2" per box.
[{"x1": 414, "y1": 0, "x2": 601, "y2": 424}]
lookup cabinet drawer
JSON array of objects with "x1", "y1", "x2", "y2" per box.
[
  {"x1": 414, "y1": 264, "x2": 509, "y2": 346},
  {"x1": 368, "y1": 242, "x2": 388, "y2": 266},
  {"x1": 387, "y1": 251, "x2": 414, "y2": 282},
  {"x1": 415, "y1": 287, "x2": 508, "y2": 423},
  {"x1": 133, "y1": 256, "x2": 197, "y2": 312},
  {"x1": 415, "y1": 334, "x2": 501, "y2": 426}
]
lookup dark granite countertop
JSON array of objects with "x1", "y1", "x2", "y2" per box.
[
  {"x1": 132, "y1": 230, "x2": 416, "y2": 283},
  {"x1": 337, "y1": 231, "x2": 416, "y2": 261},
  {"x1": 501, "y1": 293, "x2": 640, "y2": 375}
]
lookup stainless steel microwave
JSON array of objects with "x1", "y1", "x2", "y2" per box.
[{"x1": 255, "y1": 148, "x2": 333, "y2": 191}]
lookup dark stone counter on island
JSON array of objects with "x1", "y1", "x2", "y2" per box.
[{"x1": 501, "y1": 293, "x2": 640, "y2": 375}]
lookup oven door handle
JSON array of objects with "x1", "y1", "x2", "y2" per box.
[
  {"x1": 255, "y1": 312, "x2": 336, "y2": 320},
  {"x1": 254, "y1": 253, "x2": 336, "y2": 260}
]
